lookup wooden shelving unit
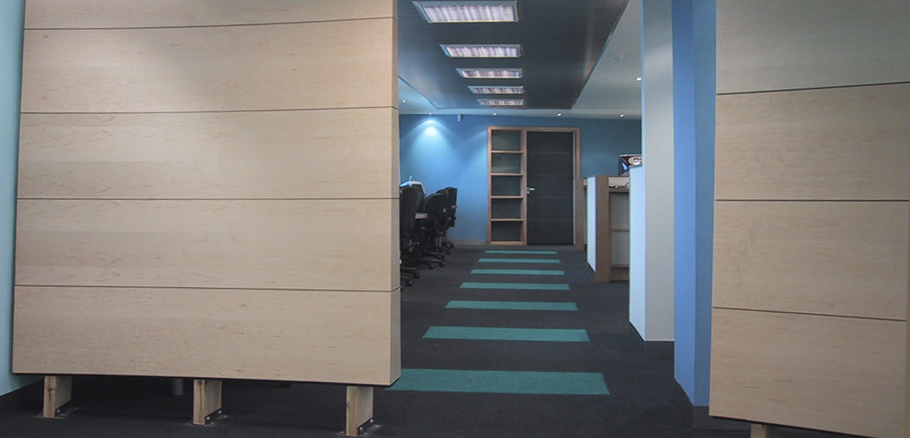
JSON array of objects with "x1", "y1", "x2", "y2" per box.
[{"x1": 488, "y1": 128, "x2": 526, "y2": 245}]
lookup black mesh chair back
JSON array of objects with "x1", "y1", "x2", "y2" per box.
[
  {"x1": 399, "y1": 185, "x2": 419, "y2": 251},
  {"x1": 443, "y1": 187, "x2": 457, "y2": 227},
  {"x1": 402, "y1": 181, "x2": 426, "y2": 213}
]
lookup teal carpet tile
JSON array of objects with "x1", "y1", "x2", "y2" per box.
[
  {"x1": 424, "y1": 326, "x2": 590, "y2": 342},
  {"x1": 388, "y1": 369, "x2": 609, "y2": 395},
  {"x1": 460, "y1": 282, "x2": 569, "y2": 291},
  {"x1": 446, "y1": 300, "x2": 578, "y2": 311}
]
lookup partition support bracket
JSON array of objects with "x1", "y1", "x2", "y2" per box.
[
  {"x1": 42, "y1": 375, "x2": 73, "y2": 418},
  {"x1": 192, "y1": 379, "x2": 223, "y2": 425},
  {"x1": 751, "y1": 423, "x2": 781, "y2": 438},
  {"x1": 345, "y1": 386, "x2": 376, "y2": 436}
]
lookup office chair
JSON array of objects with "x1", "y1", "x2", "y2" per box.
[
  {"x1": 399, "y1": 186, "x2": 421, "y2": 285},
  {"x1": 419, "y1": 192, "x2": 448, "y2": 264},
  {"x1": 440, "y1": 187, "x2": 457, "y2": 251},
  {"x1": 401, "y1": 180, "x2": 426, "y2": 214}
]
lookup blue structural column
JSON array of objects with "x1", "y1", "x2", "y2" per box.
[
  {"x1": 0, "y1": 0, "x2": 36, "y2": 397},
  {"x1": 672, "y1": 0, "x2": 716, "y2": 419}
]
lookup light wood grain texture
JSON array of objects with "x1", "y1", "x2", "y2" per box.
[
  {"x1": 25, "y1": 0, "x2": 395, "y2": 29},
  {"x1": 715, "y1": 84, "x2": 910, "y2": 201},
  {"x1": 20, "y1": 19, "x2": 396, "y2": 113},
  {"x1": 13, "y1": 287, "x2": 400, "y2": 385},
  {"x1": 714, "y1": 201, "x2": 908, "y2": 320},
  {"x1": 710, "y1": 308, "x2": 905, "y2": 438},
  {"x1": 15, "y1": 199, "x2": 399, "y2": 292},
  {"x1": 192, "y1": 379, "x2": 221, "y2": 426},
  {"x1": 42, "y1": 375, "x2": 72, "y2": 418},
  {"x1": 18, "y1": 109, "x2": 399, "y2": 199},
  {"x1": 345, "y1": 386, "x2": 373, "y2": 436},
  {"x1": 716, "y1": 0, "x2": 910, "y2": 93},
  {"x1": 586, "y1": 176, "x2": 630, "y2": 283}
]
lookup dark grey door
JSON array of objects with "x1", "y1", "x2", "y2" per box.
[{"x1": 526, "y1": 131, "x2": 575, "y2": 245}]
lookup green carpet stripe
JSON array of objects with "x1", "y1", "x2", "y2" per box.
[
  {"x1": 484, "y1": 250, "x2": 558, "y2": 255},
  {"x1": 424, "y1": 326, "x2": 589, "y2": 342},
  {"x1": 461, "y1": 282, "x2": 569, "y2": 291},
  {"x1": 388, "y1": 369, "x2": 609, "y2": 395},
  {"x1": 446, "y1": 300, "x2": 578, "y2": 311},
  {"x1": 478, "y1": 258, "x2": 560, "y2": 264},
  {"x1": 471, "y1": 269, "x2": 564, "y2": 276}
]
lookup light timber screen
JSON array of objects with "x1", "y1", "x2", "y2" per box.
[
  {"x1": 710, "y1": 2, "x2": 908, "y2": 437},
  {"x1": 13, "y1": 0, "x2": 400, "y2": 386}
]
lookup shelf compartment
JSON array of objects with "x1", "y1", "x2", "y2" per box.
[
  {"x1": 490, "y1": 221, "x2": 522, "y2": 242},
  {"x1": 491, "y1": 198, "x2": 522, "y2": 220},
  {"x1": 491, "y1": 175, "x2": 523, "y2": 196},
  {"x1": 490, "y1": 153, "x2": 522, "y2": 174},
  {"x1": 490, "y1": 129, "x2": 521, "y2": 151}
]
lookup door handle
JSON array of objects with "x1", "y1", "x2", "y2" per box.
[{"x1": 527, "y1": 187, "x2": 536, "y2": 195}]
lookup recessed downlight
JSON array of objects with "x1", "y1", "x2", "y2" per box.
[
  {"x1": 468, "y1": 85, "x2": 525, "y2": 94},
  {"x1": 442, "y1": 44, "x2": 521, "y2": 58},
  {"x1": 457, "y1": 68, "x2": 523, "y2": 79},
  {"x1": 478, "y1": 98, "x2": 525, "y2": 107},
  {"x1": 413, "y1": 1, "x2": 519, "y2": 23}
]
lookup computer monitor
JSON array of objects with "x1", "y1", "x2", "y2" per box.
[{"x1": 618, "y1": 154, "x2": 642, "y2": 176}]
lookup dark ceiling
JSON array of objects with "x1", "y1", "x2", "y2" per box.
[{"x1": 398, "y1": 0, "x2": 628, "y2": 110}]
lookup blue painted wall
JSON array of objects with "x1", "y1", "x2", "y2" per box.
[
  {"x1": 400, "y1": 115, "x2": 642, "y2": 243},
  {"x1": 672, "y1": 0, "x2": 716, "y2": 407},
  {"x1": 1, "y1": 0, "x2": 37, "y2": 397}
]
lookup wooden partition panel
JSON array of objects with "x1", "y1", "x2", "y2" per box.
[
  {"x1": 15, "y1": 199, "x2": 396, "y2": 291},
  {"x1": 714, "y1": 201, "x2": 908, "y2": 320},
  {"x1": 711, "y1": 2, "x2": 908, "y2": 437},
  {"x1": 14, "y1": 288, "x2": 400, "y2": 384},
  {"x1": 712, "y1": 309, "x2": 904, "y2": 438},
  {"x1": 715, "y1": 84, "x2": 910, "y2": 201},
  {"x1": 13, "y1": 1, "x2": 400, "y2": 386},
  {"x1": 18, "y1": 109, "x2": 399, "y2": 199},
  {"x1": 21, "y1": 21, "x2": 396, "y2": 114},
  {"x1": 23, "y1": 0, "x2": 394, "y2": 29}
]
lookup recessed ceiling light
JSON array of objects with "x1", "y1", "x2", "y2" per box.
[
  {"x1": 478, "y1": 98, "x2": 525, "y2": 107},
  {"x1": 492, "y1": 112, "x2": 498, "y2": 116},
  {"x1": 557, "y1": 113, "x2": 563, "y2": 117},
  {"x1": 442, "y1": 44, "x2": 521, "y2": 58},
  {"x1": 413, "y1": 1, "x2": 519, "y2": 23},
  {"x1": 468, "y1": 85, "x2": 524, "y2": 94},
  {"x1": 401, "y1": 99, "x2": 407, "y2": 103},
  {"x1": 457, "y1": 68, "x2": 523, "y2": 79},
  {"x1": 620, "y1": 114, "x2": 625, "y2": 118},
  {"x1": 636, "y1": 77, "x2": 642, "y2": 81}
]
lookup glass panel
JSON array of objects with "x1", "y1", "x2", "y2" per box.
[
  {"x1": 491, "y1": 221, "x2": 522, "y2": 242},
  {"x1": 491, "y1": 153, "x2": 521, "y2": 174},
  {"x1": 490, "y1": 129, "x2": 521, "y2": 151},
  {"x1": 491, "y1": 175, "x2": 522, "y2": 196},
  {"x1": 491, "y1": 199, "x2": 522, "y2": 219}
]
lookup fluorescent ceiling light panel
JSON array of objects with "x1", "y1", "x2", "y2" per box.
[
  {"x1": 468, "y1": 85, "x2": 525, "y2": 94},
  {"x1": 442, "y1": 44, "x2": 521, "y2": 58},
  {"x1": 478, "y1": 98, "x2": 525, "y2": 106},
  {"x1": 457, "y1": 68, "x2": 523, "y2": 79},
  {"x1": 414, "y1": 1, "x2": 518, "y2": 23}
]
